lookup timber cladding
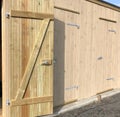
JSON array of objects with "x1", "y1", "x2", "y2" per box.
[
  {"x1": 54, "y1": 0, "x2": 120, "y2": 107},
  {"x1": 2, "y1": 0, "x2": 120, "y2": 117}
]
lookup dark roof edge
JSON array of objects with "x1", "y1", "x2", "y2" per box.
[{"x1": 86, "y1": 0, "x2": 120, "y2": 12}]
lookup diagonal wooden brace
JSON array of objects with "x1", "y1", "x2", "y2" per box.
[{"x1": 15, "y1": 19, "x2": 50, "y2": 100}]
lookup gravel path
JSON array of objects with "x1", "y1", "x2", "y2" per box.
[{"x1": 55, "y1": 93, "x2": 120, "y2": 117}]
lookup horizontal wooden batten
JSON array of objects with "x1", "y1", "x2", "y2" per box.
[
  {"x1": 97, "y1": 88, "x2": 114, "y2": 95},
  {"x1": 10, "y1": 10, "x2": 54, "y2": 19},
  {"x1": 54, "y1": 6, "x2": 80, "y2": 14},
  {"x1": 11, "y1": 96, "x2": 53, "y2": 106},
  {"x1": 99, "y1": 17, "x2": 117, "y2": 23}
]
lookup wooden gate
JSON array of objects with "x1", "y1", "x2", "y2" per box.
[{"x1": 2, "y1": 0, "x2": 54, "y2": 117}]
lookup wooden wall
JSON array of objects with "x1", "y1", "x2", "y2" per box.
[{"x1": 54, "y1": 0, "x2": 120, "y2": 107}]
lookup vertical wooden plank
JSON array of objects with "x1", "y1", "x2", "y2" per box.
[
  {"x1": 95, "y1": 5, "x2": 106, "y2": 93},
  {"x1": 79, "y1": 0, "x2": 88, "y2": 99},
  {"x1": 91, "y1": 2, "x2": 98, "y2": 95},
  {"x1": 2, "y1": 0, "x2": 11, "y2": 117},
  {"x1": 64, "y1": 11, "x2": 79, "y2": 103},
  {"x1": 100, "y1": 7, "x2": 108, "y2": 92},
  {"x1": 29, "y1": 0, "x2": 35, "y2": 116},
  {"x1": 78, "y1": 0, "x2": 94, "y2": 99},
  {"x1": 106, "y1": 22, "x2": 112, "y2": 90},
  {"x1": 111, "y1": 11, "x2": 118, "y2": 89},
  {"x1": 102, "y1": 7, "x2": 115, "y2": 91},
  {"x1": 116, "y1": 12, "x2": 120, "y2": 89},
  {"x1": 107, "y1": 21, "x2": 117, "y2": 89}
]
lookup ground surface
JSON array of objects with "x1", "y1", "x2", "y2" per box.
[{"x1": 55, "y1": 93, "x2": 120, "y2": 117}]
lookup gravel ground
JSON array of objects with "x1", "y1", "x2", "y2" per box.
[{"x1": 55, "y1": 93, "x2": 120, "y2": 117}]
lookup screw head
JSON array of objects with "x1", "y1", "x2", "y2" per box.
[
  {"x1": 5, "y1": 12, "x2": 10, "y2": 18},
  {"x1": 6, "y1": 100, "x2": 10, "y2": 106}
]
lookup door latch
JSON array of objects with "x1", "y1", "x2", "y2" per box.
[{"x1": 41, "y1": 59, "x2": 52, "y2": 65}]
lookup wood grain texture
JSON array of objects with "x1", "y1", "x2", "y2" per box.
[
  {"x1": 55, "y1": 0, "x2": 80, "y2": 12},
  {"x1": 11, "y1": 96, "x2": 53, "y2": 106},
  {"x1": 16, "y1": 19, "x2": 50, "y2": 100},
  {"x1": 2, "y1": 0, "x2": 120, "y2": 116},
  {"x1": 11, "y1": 10, "x2": 54, "y2": 20},
  {"x1": 54, "y1": 0, "x2": 120, "y2": 107},
  {"x1": 54, "y1": 3, "x2": 80, "y2": 106},
  {"x1": 2, "y1": 0, "x2": 54, "y2": 117}
]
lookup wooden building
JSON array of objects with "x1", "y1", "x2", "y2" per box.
[{"x1": 1, "y1": 0, "x2": 120, "y2": 117}]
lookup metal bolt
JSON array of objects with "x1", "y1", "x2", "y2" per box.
[
  {"x1": 67, "y1": 23, "x2": 80, "y2": 29},
  {"x1": 53, "y1": 59, "x2": 56, "y2": 64},
  {"x1": 108, "y1": 29, "x2": 116, "y2": 34},
  {"x1": 106, "y1": 78, "x2": 114, "y2": 81},
  {"x1": 5, "y1": 12, "x2": 10, "y2": 18},
  {"x1": 98, "y1": 56, "x2": 103, "y2": 60},
  {"x1": 6, "y1": 99, "x2": 10, "y2": 106}
]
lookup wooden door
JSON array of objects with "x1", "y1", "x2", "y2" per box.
[
  {"x1": 2, "y1": 0, "x2": 54, "y2": 117},
  {"x1": 94, "y1": 18, "x2": 117, "y2": 93},
  {"x1": 54, "y1": 6, "x2": 80, "y2": 106}
]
